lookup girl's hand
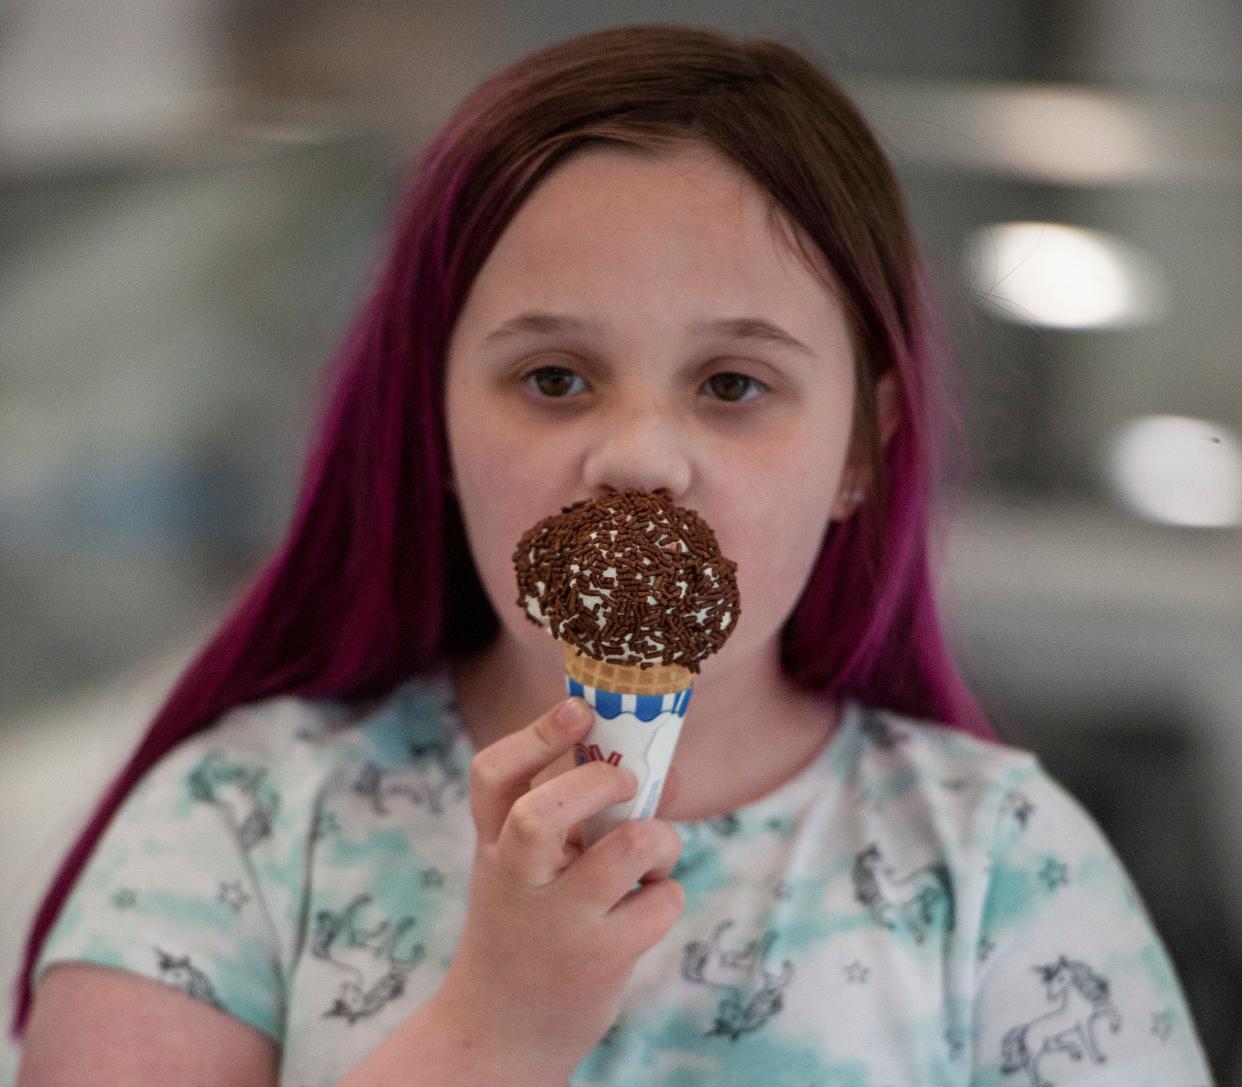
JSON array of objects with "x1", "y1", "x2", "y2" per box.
[{"x1": 433, "y1": 696, "x2": 686, "y2": 1082}]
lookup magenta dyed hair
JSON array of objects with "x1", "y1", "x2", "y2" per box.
[{"x1": 14, "y1": 23, "x2": 988, "y2": 1034}]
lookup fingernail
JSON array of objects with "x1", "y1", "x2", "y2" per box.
[{"x1": 556, "y1": 697, "x2": 590, "y2": 728}]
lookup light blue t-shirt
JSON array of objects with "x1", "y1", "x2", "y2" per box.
[{"x1": 35, "y1": 672, "x2": 1214, "y2": 1086}]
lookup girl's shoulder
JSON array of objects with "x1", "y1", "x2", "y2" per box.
[
  {"x1": 846, "y1": 704, "x2": 1038, "y2": 779},
  {"x1": 151, "y1": 669, "x2": 462, "y2": 795},
  {"x1": 839, "y1": 703, "x2": 1109, "y2": 860},
  {"x1": 833, "y1": 702, "x2": 1048, "y2": 833}
]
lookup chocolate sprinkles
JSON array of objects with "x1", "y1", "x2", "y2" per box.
[{"x1": 513, "y1": 490, "x2": 740, "y2": 672}]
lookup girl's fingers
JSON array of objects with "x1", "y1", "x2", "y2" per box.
[
  {"x1": 496, "y1": 761, "x2": 639, "y2": 886},
  {"x1": 468, "y1": 698, "x2": 593, "y2": 844},
  {"x1": 562, "y1": 817, "x2": 685, "y2": 911},
  {"x1": 607, "y1": 875, "x2": 688, "y2": 958}
]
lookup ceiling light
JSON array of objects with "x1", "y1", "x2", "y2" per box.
[
  {"x1": 1107, "y1": 415, "x2": 1242, "y2": 527},
  {"x1": 963, "y1": 221, "x2": 1165, "y2": 329}
]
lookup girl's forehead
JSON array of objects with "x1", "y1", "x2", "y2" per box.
[
  {"x1": 467, "y1": 144, "x2": 839, "y2": 325},
  {"x1": 510, "y1": 142, "x2": 778, "y2": 243}
]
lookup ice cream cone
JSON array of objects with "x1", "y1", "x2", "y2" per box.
[
  {"x1": 561, "y1": 642, "x2": 693, "y2": 695},
  {"x1": 515, "y1": 492, "x2": 738, "y2": 846},
  {"x1": 560, "y1": 642, "x2": 693, "y2": 845}
]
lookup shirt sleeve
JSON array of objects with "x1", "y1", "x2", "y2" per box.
[
  {"x1": 34, "y1": 730, "x2": 291, "y2": 1042},
  {"x1": 969, "y1": 756, "x2": 1215, "y2": 1086}
]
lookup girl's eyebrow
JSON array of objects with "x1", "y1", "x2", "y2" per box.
[{"x1": 482, "y1": 310, "x2": 815, "y2": 357}]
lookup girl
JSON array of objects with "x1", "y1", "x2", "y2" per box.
[{"x1": 15, "y1": 24, "x2": 1213, "y2": 1087}]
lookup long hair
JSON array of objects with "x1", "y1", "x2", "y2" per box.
[{"x1": 14, "y1": 23, "x2": 988, "y2": 1035}]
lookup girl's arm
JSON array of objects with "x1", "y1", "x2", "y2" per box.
[
  {"x1": 970, "y1": 757, "x2": 1214, "y2": 1083},
  {"x1": 17, "y1": 962, "x2": 279, "y2": 1087}
]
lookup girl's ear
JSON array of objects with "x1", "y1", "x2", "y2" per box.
[
  {"x1": 830, "y1": 369, "x2": 902, "y2": 522},
  {"x1": 875, "y1": 368, "x2": 902, "y2": 446}
]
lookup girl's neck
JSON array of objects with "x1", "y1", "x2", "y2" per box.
[{"x1": 446, "y1": 635, "x2": 842, "y2": 823}]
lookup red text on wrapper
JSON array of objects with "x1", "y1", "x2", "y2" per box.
[{"x1": 574, "y1": 742, "x2": 622, "y2": 767}]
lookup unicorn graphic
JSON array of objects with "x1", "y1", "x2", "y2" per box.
[
  {"x1": 352, "y1": 737, "x2": 467, "y2": 817},
  {"x1": 851, "y1": 842, "x2": 954, "y2": 943},
  {"x1": 187, "y1": 753, "x2": 280, "y2": 851},
  {"x1": 154, "y1": 947, "x2": 224, "y2": 1010},
  {"x1": 1000, "y1": 956, "x2": 1122, "y2": 1086},
  {"x1": 681, "y1": 920, "x2": 794, "y2": 1040},
  {"x1": 311, "y1": 893, "x2": 426, "y2": 1024}
]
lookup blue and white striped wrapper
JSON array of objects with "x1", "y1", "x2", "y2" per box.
[
  {"x1": 565, "y1": 676, "x2": 694, "y2": 845},
  {"x1": 565, "y1": 680, "x2": 693, "y2": 722}
]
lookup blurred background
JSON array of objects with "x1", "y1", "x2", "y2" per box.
[{"x1": 2, "y1": 0, "x2": 1239, "y2": 1081}]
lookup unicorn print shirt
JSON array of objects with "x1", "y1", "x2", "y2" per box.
[{"x1": 34, "y1": 673, "x2": 1214, "y2": 1086}]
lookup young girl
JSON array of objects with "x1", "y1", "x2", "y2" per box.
[{"x1": 15, "y1": 24, "x2": 1214, "y2": 1087}]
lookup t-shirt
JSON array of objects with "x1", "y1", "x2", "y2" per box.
[{"x1": 34, "y1": 671, "x2": 1215, "y2": 1086}]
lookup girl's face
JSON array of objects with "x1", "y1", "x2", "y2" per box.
[{"x1": 445, "y1": 142, "x2": 870, "y2": 681}]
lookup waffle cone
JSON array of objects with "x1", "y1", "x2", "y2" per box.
[{"x1": 562, "y1": 641, "x2": 693, "y2": 694}]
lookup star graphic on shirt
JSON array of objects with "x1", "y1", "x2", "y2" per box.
[
  {"x1": 976, "y1": 937, "x2": 995, "y2": 963},
  {"x1": 944, "y1": 1026, "x2": 968, "y2": 1059},
  {"x1": 773, "y1": 880, "x2": 794, "y2": 901},
  {"x1": 1151, "y1": 1009, "x2": 1175, "y2": 1041},
  {"x1": 111, "y1": 888, "x2": 137, "y2": 909},
  {"x1": 218, "y1": 880, "x2": 251, "y2": 912},
  {"x1": 313, "y1": 811, "x2": 341, "y2": 840},
  {"x1": 1037, "y1": 857, "x2": 1069, "y2": 891},
  {"x1": 844, "y1": 961, "x2": 870, "y2": 983},
  {"x1": 1001, "y1": 790, "x2": 1035, "y2": 829},
  {"x1": 420, "y1": 867, "x2": 445, "y2": 889}
]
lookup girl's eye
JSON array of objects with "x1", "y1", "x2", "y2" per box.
[
  {"x1": 524, "y1": 366, "x2": 586, "y2": 398},
  {"x1": 522, "y1": 366, "x2": 765, "y2": 404},
  {"x1": 704, "y1": 371, "x2": 766, "y2": 403}
]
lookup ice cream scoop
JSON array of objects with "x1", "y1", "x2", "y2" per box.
[
  {"x1": 513, "y1": 490, "x2": 740, "y2": 840},
  {"x1": 514, "y1": 490, "x2": 738, "y2": 668}
]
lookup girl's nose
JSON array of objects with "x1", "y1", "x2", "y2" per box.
[{"x1": 580, "y1": 403, "x2": 693, "y2": 498}]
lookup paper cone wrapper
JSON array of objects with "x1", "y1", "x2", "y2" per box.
[{"x1": 562, "y1": 642, "x2": 694, "y2": 846}]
